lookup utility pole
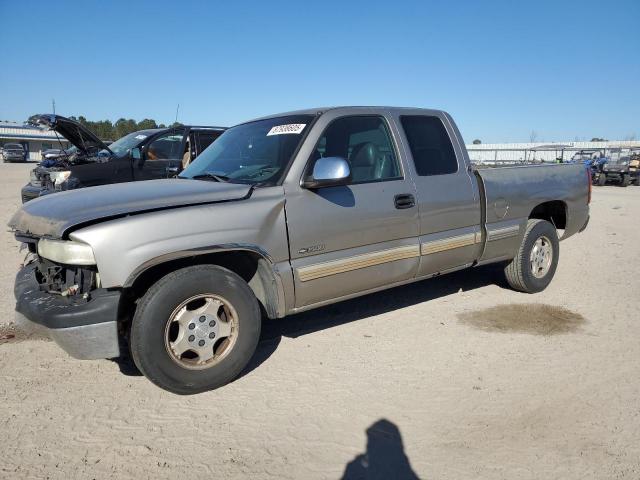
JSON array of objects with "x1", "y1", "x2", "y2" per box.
[
  {"x1": 175, "y1": 104, "x2": 180, "y2": 124},
  {"x1": 52, "y1": 99, "x2": 56, "y2": 114}
]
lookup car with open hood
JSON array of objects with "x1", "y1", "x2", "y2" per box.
[{"x1": 21, "y1": 114, "x2": 225, "y2": 202}]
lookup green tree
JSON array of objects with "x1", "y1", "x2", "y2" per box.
[
  {"x1": 137, "y1": 118, "x2": 158, "y2": 130},
  {"x1": 66, "y1": 115, "x2": 166, "y2": 140},
  {"x1": 472, "y1": 139, "x2": 481, "y2": 145}
]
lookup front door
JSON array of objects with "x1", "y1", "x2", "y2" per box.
[
  {"x1": 284, "y1": 115, "x2": 420, "y2": 308},
  {"x1": 135, "y1": 129, "x2": 186, "y2": 180}
]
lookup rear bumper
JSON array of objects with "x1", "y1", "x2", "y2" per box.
[
  {"x1": 14, "y1": 264, "x2": 121, "y2": 359},
  {"x1": 579, "y1": 214, "x2": 590, "y2": 233}
]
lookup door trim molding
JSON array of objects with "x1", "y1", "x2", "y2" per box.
[
  {"x1": 297, "y1": 244, "x2": 420, "y2": 282},
  {"x1": 296, "y1": 229, "x2": 484, "y2": 283},
  {"x1": 420, "y1": 232, "x2": 479, "y2": 255}
]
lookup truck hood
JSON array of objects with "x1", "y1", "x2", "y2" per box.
[
  {"x1": 27, "y1": 114, "x2": 112, "y2": 155},
  {"x1": 9, "y1": 179, "x2": 252, "y2": 239}
]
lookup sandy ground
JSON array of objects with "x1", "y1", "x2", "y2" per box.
[{"x1": 1, "y1": 162, "x2": 639, "y2": 479}]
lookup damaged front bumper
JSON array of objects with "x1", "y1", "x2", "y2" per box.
[{"x1": 14, "y1": 263, "x2": 121, "y2": 359}]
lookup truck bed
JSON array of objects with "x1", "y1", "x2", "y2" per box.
[{"x1": 475, "y1": 163, "x2": 590, "y2": 263}]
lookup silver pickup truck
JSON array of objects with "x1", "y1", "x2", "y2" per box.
[{"x1": 10, "y1": 107, "x2": 591, "y2": 394}]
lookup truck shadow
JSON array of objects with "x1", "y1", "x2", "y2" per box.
[
  {"x1": 241, "y1": 263, "x2": 508, "y2": 379},
  {"x1": 113, "y1": 263, "x2": 507, "y2": 379}
]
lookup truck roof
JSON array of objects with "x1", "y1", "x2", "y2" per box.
[{"x1": 244, "y1": 106, "x2": 448, "y2": 124}]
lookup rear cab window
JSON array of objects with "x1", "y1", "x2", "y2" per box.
[{"x1": 400, "y1": 116, "x2": 458, "y2": 176}]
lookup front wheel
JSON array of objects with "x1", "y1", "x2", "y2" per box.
[
  {"x1": 621, "y1": 174, "x2": 630, "y2": 187},
  {"x1": 634, "y1": 176, "x2": 640, "y2": 186},
  {"x1": 129, "y1": 265, "x2": 261, "y2": 394},
  {"x1": 504, "y1": 219, "x2": 559, "y2": 293},
  {"x1": 597, "y1": 173, "x2": 607, "y2": 186}
]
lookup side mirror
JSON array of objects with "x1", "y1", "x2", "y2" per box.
[
  {"x1": 130, "y1": 147, "x2": 142, "y2": 160},
  {"x1": 302, "y1": 156, "x2": 351, "y2": 189}
]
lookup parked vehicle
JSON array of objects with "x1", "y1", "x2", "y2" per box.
[
  {"x1": 2, "y1": 143, "x2": 27, "y2": 162},
  {"x1": 599, "y1": 148, "x2": 638, "y2": 187},
  {"x1": 10, "y1": 107, "x2": 591, "y2": 394},
  {"x1": 631, "y1": 152, "x2": 640, "y2": 186},
  {"x1": 21, "y1": 114, "x2": 225, "y2": 202},
  {"x1": 569, "y1": 150, "x2": 608, "y2": 185}
]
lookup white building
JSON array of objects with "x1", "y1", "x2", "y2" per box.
[
  {"x1": 467, "y1": 140, "x2": 640, "y2": 164},
  {"x1": 0, "y1": 121, "x2": 71, "y2": 161}
]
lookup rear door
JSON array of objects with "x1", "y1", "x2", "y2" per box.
[
  {"x1": 135, "y1": 129, "x2": 186, "y2": 180},
  {"x1": 178, "y1": 129, "x2": 224, "y2": 170},
  {"x1": 195, "y1": 130, "x2": 223, "y2": 156},
  {"x1": 390, "y1": 112, "x2": 482, "y2": 276},
  {"x1": 284, "y1": 112, "x2": 420, "y2": 308}
]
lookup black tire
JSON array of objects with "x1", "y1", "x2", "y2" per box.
[
  {"x1": 621, "y1": 174, "x2": 630, "y2": 187},
  {"x1": 634, "y1": 176, "x2": 640, "y2": 186},
  {"x1": 504, "y1": 219, "x2": 559, "y2": 293},
  {"x1": 130, "y1": 265, "x2": 261, "y2": 394},
  {"x1": 597, "y1": 173, "x2": 607, "y2": 186}
]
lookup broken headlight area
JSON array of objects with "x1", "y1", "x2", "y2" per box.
[{"x1": 33, "y1": 258, "x2": 99, "y2": 298}]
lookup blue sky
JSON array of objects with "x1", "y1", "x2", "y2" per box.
[{"x1": 1, "y1": 0, "x2": 638, "y2": 142}]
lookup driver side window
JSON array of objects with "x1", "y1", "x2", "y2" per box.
[
  {"x1": 146, "y1": 131, "x2": 185, "y2": 161},
  {"x1": 310, "y1": 116, "x2": 401, "y2": 184}
]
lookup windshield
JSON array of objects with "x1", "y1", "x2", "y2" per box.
[
  {"x1": 4, "y1": 143, "x2": 23, "y2": 150},
  {"x1": 102, "y1": 131, "x2": 153, "y2": 157},
  {"x1": 180, "y1": 115, "x2": 314, "y2": 185},
  {"x1": 572, "y1": 152, "x2": 597, "y2": 161},
  {"x1": 607, "y1": 150, "x2": 629, "y2": 164}
]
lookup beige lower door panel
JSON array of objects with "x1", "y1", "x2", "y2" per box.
[
  {"x1": 418, "y1": 225, "x2": 482, "y2": 276},
  {"x1": 292, "y1": 238, "x2": 420, "y2": 307}
]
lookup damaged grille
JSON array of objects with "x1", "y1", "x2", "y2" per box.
[
  {"x1": 33, "y1": 257, "x2": 98, "y2": 297},
  {"x1": 36, "y1": 258, "x2": 98, "y2": 296}
]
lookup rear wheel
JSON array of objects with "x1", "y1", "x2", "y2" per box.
[
  {"x1": 621, "y1": 174, "x2": 630, "y2": 187},
  {"x1": 634, "y1": 176, "x2": 640, "y2": 186},
  {"x1": 504, "y1": 219, "x2": 559, "y2": 293},
  {"x1": 130, "y1": 265, "x2": 261, "y2": 394}
]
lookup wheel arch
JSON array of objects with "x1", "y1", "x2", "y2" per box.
[
  {"x1": 124, "y1": 246, "x2": 286, "y2": 320},
  {"x1": 529, "y1": 200, "x2": 567, "y2": 231}
]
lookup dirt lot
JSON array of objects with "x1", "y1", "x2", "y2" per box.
[{"x1": 1, "y1": 162, "x2": 639, "y2": 479}]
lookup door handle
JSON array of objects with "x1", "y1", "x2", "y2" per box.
[{"x1": 394, "y1": 193, "x2": 415, "y2": 209}]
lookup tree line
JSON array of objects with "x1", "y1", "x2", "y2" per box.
[{"x1": 67, "y1": 116, "x2": 182, "y2": 141}]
